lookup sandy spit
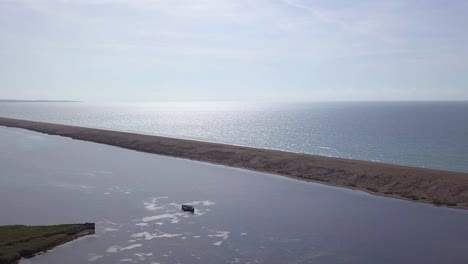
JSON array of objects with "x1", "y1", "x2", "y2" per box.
[{"x1": 1, "y1": 116, "x2": 467, "y2": 208}]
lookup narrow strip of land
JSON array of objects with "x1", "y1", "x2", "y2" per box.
[
  {"x1": 0, "y1": 223, "x2": 95, "y2": 264},
  {"x1": 1, "y1": 116, "x2": 467, "y2": 208}
]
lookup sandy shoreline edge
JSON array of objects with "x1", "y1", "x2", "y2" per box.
[{"x1": 1, "y1": 116, "x2": 467, "y2": 209}]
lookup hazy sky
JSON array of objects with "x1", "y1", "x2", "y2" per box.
[{"x1": 1, "y1": 0, "x2": 468, "y2": 101}]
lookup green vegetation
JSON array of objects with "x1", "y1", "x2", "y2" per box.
[{"x1": 0, "y1": 223, "x2": 95, "y2": 264}]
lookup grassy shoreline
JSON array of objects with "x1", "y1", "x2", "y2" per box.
[
  {"x1": 0, "y1": 223, "x2": 95, "y2": 264},
  {"x1": 1, "y1": 116, "x2": 467, "y2": 209}
]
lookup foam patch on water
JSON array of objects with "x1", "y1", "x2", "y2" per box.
[
  {"x1": 103, "y1": 228, "x2": 119, "y2": 233},
  {"x1": 131, "y1": 231, "x2": 182, "y2": 240},
  {"x1": 209, "y1": 231, "x2": 230, "y2": 246},
  {"x1": 96, "y1": 170, "x2": 113, "y2": 175},
  {"x1": 193, "y1": 200, "x2": 216, "y2": 206},
  {"x1": 51, "y1": 182, "x2": 95, "y2": 192},
  {"x1": 106, "y1": 244, "x2": 142, "y2": 253},
  {"x1": 134, "y1": 252, "x2": 153, "y2": 257},
  {"x1": 131, "y1": 197, "x2": 222, "y2": 248},
  {"x1": 142, "y1": 213, "x2": 185, "y2": 223},
  {"x1": 120, "y1": 244, "x2": 142, "y2": 251},
  {"x1": 144, "y1": 197, "x2": 169, "y2": 211},
  {"x1": 209, "y1": 231, "x2": 230, "y2": 240},
  {"x1": 108, "y1": 186, "x2": 133, "y2": 195},
  {"x1": 231, "y1": 257, "x2": 241, "y2": 263},
  {"x1": 134, "y1": 252, "x2": 153, "y2": 261},
  {"x1": 168, "y1": 200, "x2": 216, "y2": 207},
  {"x1": 106, "y1": 246, "x2": 119, "y2": 253},
  {"x1": 81, "y1": 172, "x2": 97, "y2": 177},
  {"x1": 88, "y1": 255, "x2": 104, "y2": 262}
]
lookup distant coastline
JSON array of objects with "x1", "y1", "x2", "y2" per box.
[
  {"x1": 0, "y1": 99, "x2": 80, "y2": 103},
  {"x1": 0, "y1": 116, "x2": 467, "y2": 209}
]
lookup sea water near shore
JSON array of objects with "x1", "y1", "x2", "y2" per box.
[
  {"x1": 1, "y1": 101, "x2": 467, "y2": 172},
  {"x1": 2, "y1": 126, "x2": 468, "y2": 264}
]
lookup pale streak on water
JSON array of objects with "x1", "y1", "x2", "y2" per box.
[
  {"x1": 1, "y1": 127, "x2": 468, "y2": 264},
  {"x1": 0, "y1": 101, "x2": 467, "y2": 172}
]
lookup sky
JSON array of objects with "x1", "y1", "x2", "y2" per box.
[{"x1": 1, "y1": 0, "x2": 468, "y2": 102}]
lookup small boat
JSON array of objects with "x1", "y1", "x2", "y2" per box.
[{"x1": 181, "y1": 204, "x2": 195, "y2": 213}]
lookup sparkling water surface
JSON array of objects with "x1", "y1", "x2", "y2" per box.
[
  {"x1": 1, "y1": 127, "x2": 468, "y2": 264},
  {"x1": 1, "y1": 101, "x2": 467, "y2": 172}
]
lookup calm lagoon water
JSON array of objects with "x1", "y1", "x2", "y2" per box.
[
  {"x1": 1, "y1": 127, "x2": 468, "y2": 263},
  {"x1": 0, "y1": 101, "x2": 467, "y2": 172}
]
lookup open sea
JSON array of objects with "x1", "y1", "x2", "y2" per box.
[{"x1": 1, "y1": 101, "x2": 467, "y2": 172}]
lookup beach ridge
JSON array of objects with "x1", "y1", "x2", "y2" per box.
[{"x1": 1, "y1": 116, "x2": 467, "y2": 209}]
